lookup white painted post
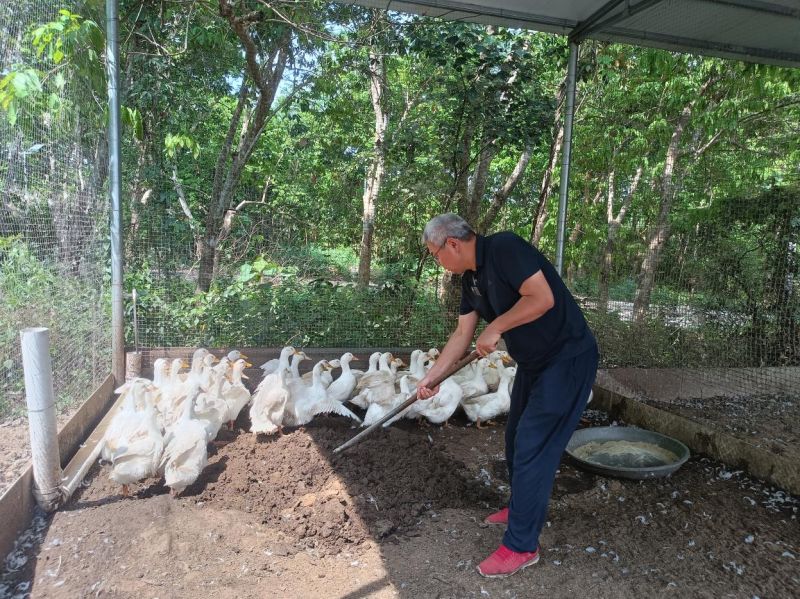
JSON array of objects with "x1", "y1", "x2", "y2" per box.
[{"x1": 20, "y1": 327, "x2": 63, "y2": 511}]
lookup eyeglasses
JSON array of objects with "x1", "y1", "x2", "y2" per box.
[{"x1": 431, "y1": 239, "x2": 448, "y2": 263}]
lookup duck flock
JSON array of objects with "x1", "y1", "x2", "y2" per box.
[{"x1": 100, "y1": 347, "x2": 516, "y2": 498}]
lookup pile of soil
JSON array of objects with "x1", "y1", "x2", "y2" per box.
[
  {"x1": 197, "y1": 418, "x2": 502, "y2": 555},
  {"x1": 643, "y1": 393, "x2": 799, "y2": 457}
]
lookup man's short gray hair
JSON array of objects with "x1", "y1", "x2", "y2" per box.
[{"x1": 422, "y1": 213, "x2": 476, "y2": 246}]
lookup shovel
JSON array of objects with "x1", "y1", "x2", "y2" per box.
[{"x1": 333, "y1": 349, "x2": 480, "y2": 454}]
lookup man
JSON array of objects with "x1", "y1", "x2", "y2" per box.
[{"x1": 417, "y1": 213, "x2": 598, "y2": 578}]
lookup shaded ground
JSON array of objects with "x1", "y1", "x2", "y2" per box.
[
  {"x1": 2, "y1": 408, "x2": 799, "y2": 598},
  {"x1": 0, "y1": 411, "x2": 78, "y2": 496},
  {"x1": 642, "y1": 394, "x2": 799, "y2": 459},
  {"x1": 0, "y1": 417, "x2": 32, "y2": 495}
]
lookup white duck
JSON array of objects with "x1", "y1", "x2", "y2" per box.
[
  {"x1": 414, "y1": 377, "x2": 464, "y2": 426},
  {"x1": 283, "y1": 360, "x2": 361, "y2": 427},
  {"x1": 109, "y1": 401, "x2": 164, "y2": 496},
  {"x1": 401, "y1": 348, "x2": 437, "y2": 390},
  {"x1": 193, "y1": 374, "x2": 228, "y2": 442},
  {"x1": 151, "y1": 358, "x2": 170, "y2": 388},
  {"x1": 256, "y1": 345, "x2": 296, "y2": 387},
  {"x1": 351, "y1": 351, "x2": 380, "y2": 384},
  {"x1": 260, "y1": 345, "x2": 297, "y2": 375},
  {"x1": 301, "y1": 356, "x2": 334, "y2": 388},
  {"x1": 288, "y1": 351, "x2": 308, "y2": 380},
  {"x1": 416, "y1": 349, "x2": 438, "y2": 377},
  {"x1": 161, "y1": 384, "x2": 208, "y2": 496},
  {"x1": 462, "y1": 366, "x2": 516, "y2": 428},
  {"x1": 181, "y1": 348, "x2": 210, "y2": 386},
  {"x1": 484, "y1": 350, "x2": 513, "y2": 391},
  {"x1": 395, "y1": 349, "x2": 423, "y2": 379},
  {"x1": 326, "y1": 352, "x2": 358, "y2": 403},
  {"x1": 362, "y1": 375, "x2": 413, "y2": 427},
  {"x1": 101, "y1": 378, "x2": 151, "y2": 463},
  {"x1": 148, "y1": 358, "x2": 170, "y2": 414},
  {"x1": 227, "y1": 349, "x2": 249, "y2": 362},
  {"x1": 158, "y1": 358, "x2": 189, "y2": 428},
  {"x1": 350, "y1": 352, "x2": 399, "y2": 408},
  {"x1": 250, "y1": 346, "x2": 297, "y2": 432},
  {"x1": 198, "y1": 352, "x2": 220, "y2": 389},
  {"x1": 250, "y1": 365, "x2": 290, "y2": 435},
  {"x1": 223, "y1": 358, "x2": 251, "y2": 429},
  {"x1": 458, "y1": 358, "x2": 493, "y2": 399}
]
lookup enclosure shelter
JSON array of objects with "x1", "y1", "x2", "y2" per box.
[
  {"x1": 1, "y1": 0, "x2": 799, "y2": 596},
  {"x1": 353, "y1": 0, "x2": 800, "y2": 67}
]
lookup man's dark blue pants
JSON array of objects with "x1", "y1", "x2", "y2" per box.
[{"x1": 502, "y1": 344, "x2": 599, "y2": 552}]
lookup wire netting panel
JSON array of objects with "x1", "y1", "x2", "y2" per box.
[
  {"x1": 561, "y1": 36, "x2": 799, "y2": 405},
  {"x1": 0, "y1": 1, "x2": 110, "y2": 419},
  {"x1": 126, "y1": 206, "x2": 455, "y2": 350},
  {"x1": 1, "y1": 2, "x2": 797, "y2": 457}
]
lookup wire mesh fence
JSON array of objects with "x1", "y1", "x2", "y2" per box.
[
  {"x1": 125, "y1": 206, "x2": 455, "y2": 351},
  {"x1": 0, "y1": 1, "x2": 110, "y2": 420},
  {"x1": 571, "y1": 173, "x2": 799, "y2": 402},
  {"x1": 0, "y1": 2, "x2": 798, "y2": 479}
]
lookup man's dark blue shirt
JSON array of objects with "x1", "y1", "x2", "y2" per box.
[{"x1": 459, "y1": 232, "x2": 596, "y2": 373}]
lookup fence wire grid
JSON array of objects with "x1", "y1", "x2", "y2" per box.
[
  {"x1": 0, "y1": 3, "x2": 798, "y2": 469},
  {"x1": 1, "y1": 1, "x2": 110, "y2": 420}
]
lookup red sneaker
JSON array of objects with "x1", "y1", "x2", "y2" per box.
[
  {"x1": 483, "y1": 507, "x2": 509, "y2": 525},
  {"x1": 477, "y1": 544, "x2": 540, "y2": 578}
]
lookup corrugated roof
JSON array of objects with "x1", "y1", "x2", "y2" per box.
[{"x1": 350, "y1": 0, "x2": 800, "y2": 68}]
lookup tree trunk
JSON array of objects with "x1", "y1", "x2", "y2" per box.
[
  {"x1": 531, "y1": 79, "x2": 566, "y2": 245},
  {"x1": 479, "y1": 142, "x2": 532, "y2": 234},
  {"x1": 450, "y1": 118, "x2": 475, "y2": 211},
  {"x1": 358, "y1": 45, "x2": 387, "y2": 288},
  {"x1": 197, "y1": 4, "x2": 290, "y2": 292},
  {"x1": 768, "y1": 198, "x2": 798, "y2": 364},
  {"x1": 633, "y1": 105, "x2": 692, "y2": 322},
  {"x1": 599, "y1": 164, "x2": 641, "y2": 312},
  {"x1": 631, "y1": 72, "x2": 719, "y2": 322},
  {"x1": 464, "y1": 126, "x2": 495, "y2": 225},
  {"x1": 127, "y1": 156, "x2": 146, "y2": 253}
]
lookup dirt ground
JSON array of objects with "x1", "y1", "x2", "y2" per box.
[
  {"x1": 1, "y1": 407, "x2": 798, "y2": 599},
  {"x1": 0, "y1": 411, "x2": 78, "y2": 496}
]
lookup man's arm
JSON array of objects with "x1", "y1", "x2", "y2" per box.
[
  {"x1": 417, "y1": 311, "x2": 479, "y2": 398},
  {"x1": 475, "y1": 270, "x2": 554, "y2": 356}
]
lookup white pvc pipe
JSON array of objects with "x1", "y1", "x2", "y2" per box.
[
  {"x1": 20, "y1": 327, "x2": 63, "y2": 511},
  {"x1": 61, "y1": 436, "x2": 105, "y2": 500}
]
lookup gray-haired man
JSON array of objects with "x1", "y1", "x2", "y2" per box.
[{"x1": 417, "y1": 213, "x2": 598, "y2": 578}]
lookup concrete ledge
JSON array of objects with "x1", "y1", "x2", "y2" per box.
[
  {"x1": 599, "y1": 366, "x2": 800, "y2": 401},
  {"x1": 0, "y1": 374, "x2": 115, "y2": 564},
  {"x1": 593, "y1": 384, "x2": 800, "y2": 495}
]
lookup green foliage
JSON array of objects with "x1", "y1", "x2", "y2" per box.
[
  {"x1": 29, "y1": 9, "x2": 104, "y2": 70},
  {"x1": 586, "y1": 309, "x2": 750, "y2": 369},
  {"x1": 0, "y1": 238, "x2": 109, "y2": 418},
  {"x1": 0, "y1": 9, "x2": 104, "y2": 126},
  {"x1": 165, "y1": 133, "x2": 201, "y2": 159},
  {"x1": 122, "y1": 106, "x2": 143, "y2": 142},
  {"x1": 0, "y1": 69, "x2": 42, "y2": 125},
  {"x1": 126, "y1": 254, "x2": 451, "y2": 349}
]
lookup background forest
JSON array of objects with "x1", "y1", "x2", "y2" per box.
[{"x1": 1, "y1": 0, "x2": 799, "y2": 415}]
